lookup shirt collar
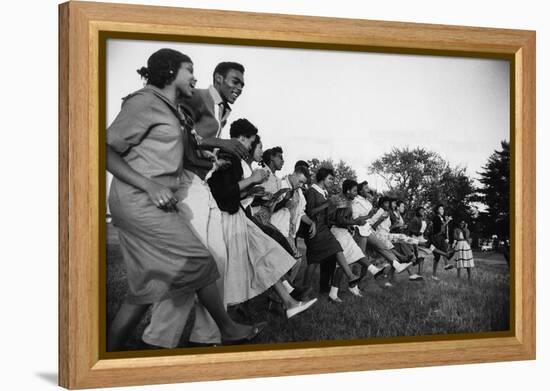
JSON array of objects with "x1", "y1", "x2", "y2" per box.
[
  {"x1": 142, "y1": 85, "x2": 179, "y2": 113},
  {"x1": 354, "y1": 195, "x2": 371, "y2": 205},
  {"x1": 208, "y1": 85, "x2": 231, "y2": 115},
  {"x1": 311, "y1": 183, "x2": 328, "y2": 198},
  {"x1": 282, "y1": 175, "x2": 293, "y2": 188}
]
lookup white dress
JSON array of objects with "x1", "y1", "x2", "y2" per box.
[{"x1": 453, "y1": 231, "x2": 475, "y2": 269}]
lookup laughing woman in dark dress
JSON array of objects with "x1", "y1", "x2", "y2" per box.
[{"x1": 302, "y1": 167, "x2": 361, "y2": 292}]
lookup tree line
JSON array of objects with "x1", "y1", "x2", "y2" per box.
[{"x1": 306, "y1": 141, "x2": 510, "y2": 246}]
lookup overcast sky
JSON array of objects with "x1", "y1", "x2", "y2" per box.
[{"x1": 107, "y1": 39, "x2": 509, "y2": 191}]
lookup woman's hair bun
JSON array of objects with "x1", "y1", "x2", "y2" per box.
[{"x1": 137, "y1": 66, "x2": 150, "y2": 79}]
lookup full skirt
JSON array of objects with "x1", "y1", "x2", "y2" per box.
[
  {"x1": 221, "y1": 208, "x2": 296, "y2": 305},
  {"x1": 454, "y1": 240, "x2": 475, "y2": 268},
  {"x1": 331, "y1": 227, "x2": 364, "y2": 265}
]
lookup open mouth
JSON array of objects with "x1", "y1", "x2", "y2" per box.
[{"x1": 231, "y1": 91, "x2": 240, "y2": 99}]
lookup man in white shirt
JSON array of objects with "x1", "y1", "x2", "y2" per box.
[
  {"x1": 143, "y1": 62, "x2": 248, "y2": 348},
  {"x1": 270, "y1": 165, "x2": 317, "y2": 282}
]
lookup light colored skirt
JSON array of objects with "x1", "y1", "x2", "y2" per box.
[
  {"x1": 374, "y1": 231, "x2": 420, "y2": 251},
  {"x1": 454, "y1": 240, "x2": 475, "y2": 268},
  {"x1": 331, "y1": 227, "x2": 364, "y2": 265},
  {"x1": 222, "y1": 208, "x2": 296, "y2": 305}
]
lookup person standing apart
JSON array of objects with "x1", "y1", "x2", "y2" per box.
[{"x1": 452, "y1": 221, "x2": 475, "y2": 281}]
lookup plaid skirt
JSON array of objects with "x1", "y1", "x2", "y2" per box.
[{"x1": 453, "y1": 240, "x2": 475, "y2": 268}]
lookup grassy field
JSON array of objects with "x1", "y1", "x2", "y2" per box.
[{"x1": 106, "y1": 223, "x2": 510, "y2": 350}]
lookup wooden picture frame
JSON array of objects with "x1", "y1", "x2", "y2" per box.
[{"x1": 58, "y1": 1, "x2": 536, "y2": 389}]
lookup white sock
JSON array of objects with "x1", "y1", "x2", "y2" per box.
[
  {"x1": 282, "y1": 280, "x2": 294, "y2": 293},
  {"x1": 349, "y1": 285, "x2": 361, "y2": 295},
  {"x1": 392, "y1": 260, "x2": 402, "y2": 269},
  {"x1": 329, "y1": 286, "x2": 339, "y2": 299},
  {"x1": 367, "y1": 264, "x2": 379, "y2": 275}
]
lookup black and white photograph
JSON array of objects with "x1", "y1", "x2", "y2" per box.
[{"x1": 105, "y1": 38, "x2": 510, "y2": 352}]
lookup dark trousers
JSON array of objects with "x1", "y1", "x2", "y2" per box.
[{"x1": 319, "y1": 255, "x2": 337, "y2": 293}]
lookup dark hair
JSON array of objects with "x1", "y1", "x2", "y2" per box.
[
  {"x1": 250, "y1": 134, "x2": 262, "y2": 155},
  {"x1": 415, "y1": 206, "x2": 425, "y2": 216},
  {"x1": 378, "y1": 196, "x2": 391, "y2": 208},
  {"x1": 434, "y1": 203, "x2": 445, "y2": 213},
  {"x1": 213, "y1": 62, "x2": 245, "y2": 79},
  {"x1": 294, "y1": 160, "x2": 309, "y2": 170},
  {"x1": 342, "y1": 179, "x2": 358, "y2": 194},
  {"x1": 396, "y1": 200, "x2": 405, "y2": 208},
  {"x1": 357, "y1": 181, "x2": 369, "y2": 194},
  {"x1": 262, "y1": 146, "x2": 283, "y2": 166},
  {"x1": 137, "y1": 48, "x2": 192, "y2": 89},
  {"x1": 294, "y1": 165, "x2": 310, "y2": 180},
  {"x1": 316, "y1": 167, "x2": 335, "y2": 182},
  {"x1": 229, "y1": 118, "x2": 258, "y2": 139}
]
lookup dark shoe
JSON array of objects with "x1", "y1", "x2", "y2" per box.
[
  {"x1": 267, "y1": 297, "x2": 285, "y2": 316},
  {"x1": 348, "y1": 275, "x2": 362, "y2": 288},
  {"x1": 328, "y1": 296, "x2": 343, "y2": 304},
  {"x1": 187, "y1": 341, "x2": 219, "y2": 348},
  {"x1": 233, "y1": 303, "x2": 252, "y2": 320},
  {"x1": 444, "y1": 264, "x2": 455, "y2": 270},
  {"x1": 222, "y1": 321, "x2": 267, "y2": 345},
  {"x1": 371, "y1": 266, "x2": 385, "y2": 280},
  {"x1": 136, "y1": 340, "x2": 166, "y2": 350},
  {"x1": 290, "y1": 285, "x2": 313, "y2": 301}
]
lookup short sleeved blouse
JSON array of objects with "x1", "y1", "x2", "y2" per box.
[
  {"x1": 106, "y1": 86, "x2": 219, "y2": 304},
  {"x1": 107, "y1": 86, "x2": 186, "y2": 182}
]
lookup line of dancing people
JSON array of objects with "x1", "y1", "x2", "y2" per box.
[{"x1": 106, "y1": 48, "x2": 475, "y2": 351}]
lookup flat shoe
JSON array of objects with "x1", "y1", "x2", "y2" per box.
[
  {"x1": 290, "y1": 285, "x2": 313, "y2": 301},
  {"x1": 328, "y1": 296, "x2": 343, "y2": 304},
  {"x1": 444, "y1": 264, "x2": 455, "y2": 270},
  {"x1": 372, "y1": 267, "x2": 385, "y2": 280},
  {"x1": 348, "y1": 286, "x2": 364, "y2": 297},
  {"x1": 394, "y1": 262, "x2": 412, "y2": 274},
  {"x1": 222, "y1": 321, "x2": 267, "y2": 345},
  {"x1": 286, "y1": 298, "x2": 318, "y2": 319},
  {"x1": 348, "y1": 275, "x2": 362, "y2": 287}
]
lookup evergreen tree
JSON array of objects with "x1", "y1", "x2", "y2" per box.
[{"x1": 476, "y1": 141, "x2": 510, "y2": 239}]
